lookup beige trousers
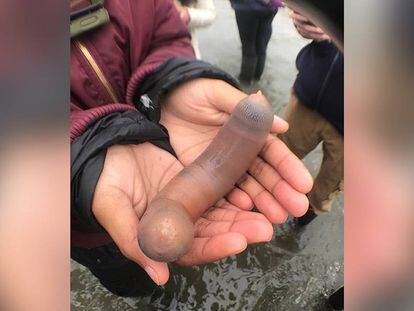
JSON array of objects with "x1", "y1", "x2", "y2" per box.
[{"x1": 280, "y1": 92, "x2": 344, "y2": 214}]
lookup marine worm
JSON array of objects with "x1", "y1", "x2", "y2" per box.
[{"x1": 137, "y1": 92, "x2": 274, "y2": 262}]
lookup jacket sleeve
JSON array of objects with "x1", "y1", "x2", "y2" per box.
[
  {"x1": 71, "y1": 0, "x2": 197, "y2": 232},
  {"x1": 131, "y1": 57, "x2": 240, "y2": 123},
  {"x1": 71, "y1": 59, "x2": 240, "y2": 233},
  {"x1": 126, "y1": 0, "x2": 196, "y2": 103},
  {"x1": 71, "y1": 109, "x2": 176, "y2": 231},
  {"x1": 188, "y1": 0, "x2": 217, "y2": 29},
  {"x1": 70, "y1": 102, "x2": 137, "y2": 142},
  {"x1": 71, "y1": 0, "x2": 240, "y2": 233}
]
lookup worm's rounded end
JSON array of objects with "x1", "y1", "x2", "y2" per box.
[
  {"x1": 138, "y1": 202, "x2": 194, "y2": 262},
  {"x1": 236, "y1": 93, "x2": 274, "y2": 132}
]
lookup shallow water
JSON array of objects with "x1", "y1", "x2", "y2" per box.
[{"x1": 71, "y1": 3, "x2": 343, "y2": 310}]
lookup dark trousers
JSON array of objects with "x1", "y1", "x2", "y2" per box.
[
  {"x1": 235, "y1": 9, "x2": 277, "y2": 80},
  {"x1": 72, "y1": 243, "x2": 158, "y2": 297}
]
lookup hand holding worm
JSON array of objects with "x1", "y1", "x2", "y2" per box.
[
  {"x1": 92, "y1": 79, "x2": 313, "y2": 284},
  {"x1": 92, "y1": 142, "x2": 275, "y2": 286},
  {"x1": 162, "y1": 79, "x2": 313, "y2": 225},
  {"x1": 138, "y1": 92, "x2": 274, "y2": 262}
]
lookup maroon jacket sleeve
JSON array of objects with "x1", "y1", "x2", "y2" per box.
[
  {"x1": 125, "y1": 0, "x2": 195, "y2": 103},
  {"x1": 70, "y1": 102, "x2": 136, "y2": 142},
  {"x1": 70, "y1": 0, "x2": 195, "y2": 142},
  {"x1": 71, "y1": 1, "x2": 239, "y2": 240}
]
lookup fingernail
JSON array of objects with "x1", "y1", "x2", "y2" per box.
[
  {"x1": 274, "y1": 115, "x2": 287, "y2": 123},
  {"x1": 144, "y1": 266, "x2": 159, "y2": 285},
  {"x1": 257, "y1": 90, "x2": 263, "y2": 95}
]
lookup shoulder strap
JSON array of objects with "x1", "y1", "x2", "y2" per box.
[{"x1": 70, "y1": 0, "x2": 110, "y2": 38}]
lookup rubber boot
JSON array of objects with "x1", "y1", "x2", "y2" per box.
[
  {"x1": 328, "y1": 286, "x2": 344, "y2": 310},
  {"x1": 254, "y1": 54, "x2": 267, "y2": 81},
  {"x1": 238, "y1": 55, "x2": 258, "y2": 85},
  {"x1": 296, "y1": 205, "x2": 318, "y2": 226}
]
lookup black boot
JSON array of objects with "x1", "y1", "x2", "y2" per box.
[
  {"x1": 238, "y1": 55, "x2": 258, "y2": 85},
  {"x1": 296, "y1": 208, "x2": 318, "y2": 226},
  {"x1": 254, "y1": 54, "x2": 266, "y2": 81},
  {"x1": 328, "y1": 286, "x2": 344, "y2": 310}
]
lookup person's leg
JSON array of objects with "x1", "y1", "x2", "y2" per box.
[
  {"x1": 308, "y1": 122, "x2": 344, "y2": 214},
  {"x1": 235, "y1": 10, "x2": 260, "y2": 83},
  {"x1": 279, "y1": 91, "x2": 323, "y2": 160},
  {"x1": 279, "y1": 91, "x2": 329, "y2": 225},
  {"x1": 72, "y1": 243, "x2": 158, "y2": 297},
  {"x1": 254, "y1": 10, "x2": 277, "y2": 80}
]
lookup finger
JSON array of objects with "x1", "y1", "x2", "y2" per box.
[
  {"x1": 300, "y1": 24, "x2": 325, "y2": 34},
  {"x1": 236, "y1": 174, "x2": 288, "y2": 223},
  {"x1": 295, "y1": 29, "x2": 317, "y2": 41},
  {"x1": 212, "y1": 80, "x2": 248, "y2": 114},
  {"x1": 296, "y1": 25, "x2": 328, "y2": 41},
  {"x1": 294, "y1": 25, "x2": 319, "y2": 38},
  {"x1": 249, "y1": 156, "x2": 282, "y2": 189},
  {"x1": 204, "y1": 207, "x2": 269, "y2": 222},
  {"x1": 226, "y1": 188, "x2": 254, "y2": 210},
  {"x1": 316, "y1": 34, "x2": 331, "y2": 42},
  {"x1": 260, "y1": 136, "x2": 313, "y2": 193},
  {"x1": 271, "y1": 115, "x2": 289, "y2": 134},
  {"x1": 289, "y1": 11, "x2": 309, "y2": 23},
  {"x1": 194, "y1": 217, "x2": 273, "y2": 243},
  {"x1": 272, "y1": 179, "x2": 309, "y2": 217},
  {"x1": 92, "y1": 186, "x2": 170, "y2": 285},
  {"x1": 249, "y1": 156, "x2": 307, "y2": 217},
  {"x1": 254, "y1": 90, "x2": 288, "y2": 134},
  {"x1": 176, "y1": 232, "x2": 247, "y2": 266},
  {"x1": 215, "y1": 198, "x2": 244, "y2": 212},
  {"x1": 247, "y1": 157, "x2": 290, "y2": 222},
  {"x1": 291, "y1": 16, "x2": 323, "y2": 34},
  {"x1": 293, "y1": 19, "x2": 310, "y2": 29}
]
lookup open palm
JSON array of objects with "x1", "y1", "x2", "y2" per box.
[
  {"x1": 92, "y1": 142, "x2": 275, "y2": 286},
  {"x1": 92, "y1": 78, "x2": 313, "y2": 286}
]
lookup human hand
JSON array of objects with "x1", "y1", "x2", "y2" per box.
[
  {"x1": 160, "y1": 78, "x2": 314, "y2": 224},
  {"x1": 289, "y1": 11, "x2": 331, "y2": 42},
  {"x1": 92, "y1": 143, "x2": 274, "y2": 285}
]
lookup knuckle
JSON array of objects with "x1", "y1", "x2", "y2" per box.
[
  {"x1": 236, "y1": 173, "x2": 249, "y2": 189},
  {"x1": 250, "y1": 159, "x2": 266, "y2": 177},
  {"x1": 261, "y1": 138, "x2": 277, "y2": 155}
]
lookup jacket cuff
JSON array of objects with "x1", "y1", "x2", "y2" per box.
[
  {"x1": 71, "y1": 110, "x2": 176, "y2": 232},
  {"x1": 70, "y1": 103, "x2": 137, "y2": 142},
  {"x1": 131, "y1": 57, "x2": 240, "y2": 122}
]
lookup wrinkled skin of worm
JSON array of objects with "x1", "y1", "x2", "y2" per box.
[{"x1": 138, "y1": 93, "x2": 274, "y2": 262}]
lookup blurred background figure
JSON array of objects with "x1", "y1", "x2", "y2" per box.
[
  {"x1": 174, "y1": 0, "x2": 216, "y2": 59},
  {"x1": 230, "y1": 0, "x2": 282, "y2": 85},
  {"x1": 280, "y1": 10, "x2": 344, "y2": 225}
]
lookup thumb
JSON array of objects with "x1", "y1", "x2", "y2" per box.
[
  {"x1": 255, "y1": 90, "x2": 289, "y2": 134},
  {"x1": 92, "y1": 186, "x2": 170, "y2": 285}
]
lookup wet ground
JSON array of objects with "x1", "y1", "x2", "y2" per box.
[{"x1": 71, "y1": 3, "x2": 343, "y2": 310}]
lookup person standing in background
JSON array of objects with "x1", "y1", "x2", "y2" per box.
[
  {"x1": 230, "y1": 0, "x2": 283, "y2": 85},
  {"x1": 280, "y1": 10, "x2": 344, "y2": 225},
  {"x1": 175, "y1": 0, "x2": 216, "y2": 59}
]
